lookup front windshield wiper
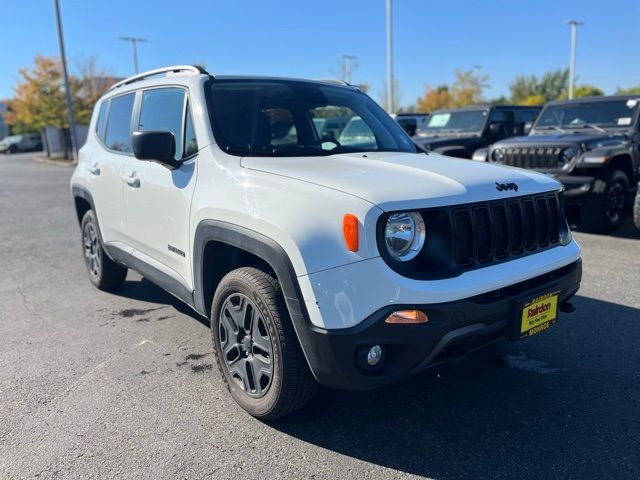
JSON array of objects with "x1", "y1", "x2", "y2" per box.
[
  {"x1": 579, "y1": 123, "x2": 607, "y2": 133},
  {"x1": 536, "y1": 125, "x2": 566, "y2": 133}
]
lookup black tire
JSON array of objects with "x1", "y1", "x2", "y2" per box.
[
  {"x1": 80, "y1": 210, "x2": 127, "y2": 291},
  {"x1": 7, "y1": 144, "x2": 18, "y2": 154},
  {"x1": 210, "y1": 267, "x2": 317, "y2": 419},
  {"x1": 633, "y1": 187, "x2": 640, "y2": 231},
  {"x1": 580, "y1": 169, "x2": 629, "y2": 234}
]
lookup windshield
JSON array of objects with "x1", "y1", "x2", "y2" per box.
[
  {"x1": 3, "y1": 135, "x2": 22, "y2": 143},
  {"x1": 206, "y1": 79, "x2": 416, "y2": 156},
  {"x1": 423, "y1": 110, "x2": 488, "y2": 134},
  {"x1": 534, "y1": 99, "x2": 639, "y2": 130}
]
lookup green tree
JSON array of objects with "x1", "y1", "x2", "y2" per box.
[
  {"x1": 573, "y1": 84, "x2": 604, "y2": 98},
  {"x1": 616, "y1": 85, "x2": 640, "y2": 95},
  {"x1": 509, "y1": 69, "x2": 570, "y2": 104},
  {"x1": 451, "y1": 67, "x2": 489, "y2": 107}
]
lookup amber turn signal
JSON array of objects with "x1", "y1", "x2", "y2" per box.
[
  {"x1": 343, "y1": 214, "x2": 359, "y2": 252},
  {"x1": 384, "y1": 310, "x2": 428, "y2": 324}
]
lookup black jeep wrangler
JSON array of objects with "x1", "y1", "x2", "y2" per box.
[
  {"x1": 413, "y1": 105, "x2": 541, "y2": 159},
  {"x1": 487, "y1": 96, "x2": 640, "y2": 233}
]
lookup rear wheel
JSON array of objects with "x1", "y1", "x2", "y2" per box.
[
  {"x1": 580, "y1": 169, "x2": 629, "y2": 234},
  {"x1": 80, "y1": 210, "x2": 127, "y2": 291},
  {"x1": 210, "y1": 267, "x2": 317, "y2": 419}
]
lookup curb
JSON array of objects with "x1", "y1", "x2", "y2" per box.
[{"x1": 33, "y1": 154, "x2": 76, "y2": 167}]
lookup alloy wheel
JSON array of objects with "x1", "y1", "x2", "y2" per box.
[
  {"x1": 605, "y1": 181, "x2": 625, "y2": 224},
  {"x1": 83, "y1": 222, "x2": 101, "y2": 278},
  {"x1": 218, "y1": 293, "x2": 274, "y2": 398}
]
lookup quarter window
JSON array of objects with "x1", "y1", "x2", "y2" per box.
[
  {"x1": 104, "y1": 93, "x2": 135, "y2": 153},
  {"x1": 183, "y1": 103, "x2": 198, "y2": 157},
  {"x1": 95, "y1": 100, "x2": 109, "y2": 141},
  {"x1": 138, "y1": 88, "x2": 186, "y2": 160}
]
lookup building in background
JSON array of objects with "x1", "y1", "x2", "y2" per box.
[{"x1": 0, "y1": 102, "x2": 9, "y2": 139}]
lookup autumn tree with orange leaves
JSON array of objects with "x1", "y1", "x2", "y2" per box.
[{"x1": 3, "y1": 55, "x2": 115, "y2": 154}]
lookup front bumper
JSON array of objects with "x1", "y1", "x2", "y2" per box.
[
  {"x1": 297, "y1": 260, "x2": 581, "y2": 390},
  {"x1": 555, "y1": 175, "x2": 597, "y2": 197}
]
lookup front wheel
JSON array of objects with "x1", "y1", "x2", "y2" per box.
[
  {"x1": 210, "y1": 267, "x2": 317, "y2": 419},
  {"x1": 580, "y1": 170, "x2": 629, "y2": 234}
]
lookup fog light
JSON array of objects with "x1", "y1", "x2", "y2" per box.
[
  {"x1": 367, "y1": 345, "x2": 384, "y2": 366},
  {"x1": 385, "y1": 310, "x2": 428, "y2": 324}
]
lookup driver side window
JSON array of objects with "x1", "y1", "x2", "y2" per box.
[{"x1": 138, "y1": 88, "x2": 186, "y2": 160}]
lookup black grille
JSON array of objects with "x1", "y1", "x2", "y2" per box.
[
  {"x1": 453, "y1": 210, "x2": 474, "y2": 267},
  {"x1": 501, "y1": 146, "x2": 563, "y2": 169},
  {"x1": 453, "y1": 193, "x2": 561, "y2": 268}
]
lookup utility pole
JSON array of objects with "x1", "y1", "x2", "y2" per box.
[
  {"x1": 386, "y1": 0, "x2": 394, "y2": 113},
  {"x1": 565, "y1": 20, "x2": 584, "y2": 100},
  {"x1": 53, "y1": 0, "x2": 78, "y2": 163},
  {"x1": 119, "y1": 36, "x2": 147, "y2": 74},
  {"x1": 341, "y1": 54, "x2": 358, "y2": 84}
]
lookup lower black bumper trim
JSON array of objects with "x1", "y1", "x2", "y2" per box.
[{"x1": 296, "y1": 259, "x2": 582, "y2": 391}]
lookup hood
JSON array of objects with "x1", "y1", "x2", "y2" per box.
[
  {"x1": 241, "y1": 152, "x2": 560, "y2": 211},
  {"x1": 498, "y1": 132, "x2": 629, "y2": 148}
]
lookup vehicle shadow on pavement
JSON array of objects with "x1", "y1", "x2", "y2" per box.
[
  {"x1": 117, "y1": 277, "x2": 210, "y2": 328},
  {"x1": 269, "y1": 295, "x2": 640, "y2": 480}
]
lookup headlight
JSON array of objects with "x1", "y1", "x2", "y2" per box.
[
  {"x1": 560, "y1": 147, "x2": 579, "y2": 164},
  {"x1": 491, "y1": 148, "x2": 505, "y2": 163},
  {"x1": 384, "y1": 212, "x2": 426, "y2": 261}
]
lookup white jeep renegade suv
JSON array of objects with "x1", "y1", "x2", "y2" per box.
[{"x1": 71, "y1": 66, "x2": 582, "y2": 419}]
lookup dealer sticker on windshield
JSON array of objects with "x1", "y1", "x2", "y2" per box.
[{"x1": 518, "y1": 291, "x2": 559, "y2": 339}]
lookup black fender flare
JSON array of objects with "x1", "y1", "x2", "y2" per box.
[
  {"x1": 192, "y1": 220, "x2": 327, "y2": 379},
  {"x1": 71, "y1": 184, "x2": 97, "y2": 225}
]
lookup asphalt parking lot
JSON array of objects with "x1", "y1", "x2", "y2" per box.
[{"x1": 0, "y1": 152, "x2": 638, "y2": 480}]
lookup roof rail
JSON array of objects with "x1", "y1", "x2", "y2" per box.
[
  {"x1": 314, "y1": 78, "x2": 351, "y2": 86},
  {"x1": 109, "y1": 65, "x2": 210, "y2": 91}
]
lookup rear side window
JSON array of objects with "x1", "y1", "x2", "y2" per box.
[
  {"x1": 138, "y1": 88, "x2": 185, "y2": 160},
  {"x1": 104, "y1": 93, "x2": 135, "y2": 153},
  {"x1": 95, "y1": 100, "x2": 109, "y2": 141}
]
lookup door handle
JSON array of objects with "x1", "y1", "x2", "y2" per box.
[
  {"x1": 87, "y1": 163, "x2": 100, "y2": 175},
  {"x1": 122, "y1": 173, "x2": 140, "y2": 188}
]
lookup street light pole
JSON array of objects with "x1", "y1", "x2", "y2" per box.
[
  {"x1": 386, "y1": 0, "x2": 394, "y2": 113},
  {"x1": 119, "y1": 36, "x2": 148, "y2": 74},
  {"x1": 566, "y1": 20, "x2": 584, "y2": 100},
  {"x1": 53, "y1": 0, "x2": 78, "y2": 163},
  {"x1": 341, "y1": 54, "x2": 358, "y2": 84}
]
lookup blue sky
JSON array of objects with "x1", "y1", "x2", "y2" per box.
[{"x1": 1, "y1": 0, "x2": 639, "y2": 108}]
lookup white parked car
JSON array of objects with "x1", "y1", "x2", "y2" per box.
[
  {"x1": 71, "y1": 66, "x2": 582, "y2": 419},
  {"x1": 0, "y1": 133, "x2": 42, "y2": 153}
]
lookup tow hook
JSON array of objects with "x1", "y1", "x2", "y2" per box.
[{"x1": 559, "y1": 302, "x2": 576, "y2": 313}]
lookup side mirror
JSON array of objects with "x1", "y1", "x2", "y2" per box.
[
  {"x1": 132, "y1": 131, "x2": 180, "y2": 168},
  {"x1": 488, "y1": 122, "x2": 508, "y2": 139}
]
